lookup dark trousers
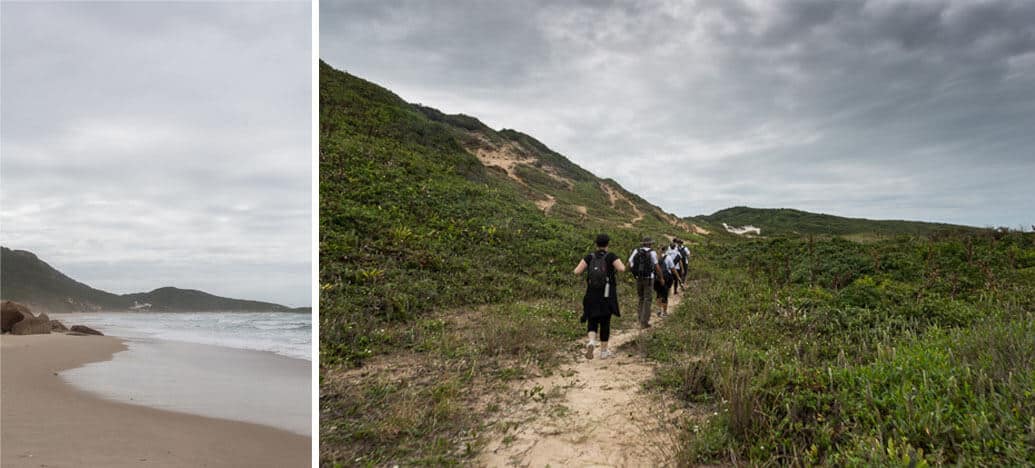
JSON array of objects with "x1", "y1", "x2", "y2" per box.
[
  {"x1": 636, "y1": 277, "x2": 653, "y2": 326},
  {"x1": 655, "y1": 274, "x2": 672, "y2": 304},
  {"x1": 587, "y1": 315, "x2": 611, "y2": 342}
]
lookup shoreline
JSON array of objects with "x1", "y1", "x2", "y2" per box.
[
  {"x1": 49, "y1": 311, "x2": 312, "y2": 362},
  {"x1": 1, "y1": 333, "x2": 310, "y2": 467},
  {"x1": 62, "y1": 334, "x2": 311, "y2": 435}
]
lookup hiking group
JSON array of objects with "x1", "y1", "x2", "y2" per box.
[{"x1": 573, "y1": 234, "x2": 691, "y2": 359}]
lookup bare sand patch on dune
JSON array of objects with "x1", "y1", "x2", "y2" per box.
[
  {"x1": 466, "y1": 133, "x2": 574, "y2": 188},
  {"x1": 601, "y1": 182, "x2": 646, "y2": 225},
  {"x1": 536, "y1": 195, "x2": 557, "y2": 213}
]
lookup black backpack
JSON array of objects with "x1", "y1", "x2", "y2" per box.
[
  {"x1": 587, "y1": 252, "x2": 609, "y2": 288},
  {"x1": 631, "y1": 248, "x2": 653, "y2": 278}
]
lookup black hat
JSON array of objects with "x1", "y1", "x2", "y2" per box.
[{"x1": 641, "y1": 236, "x2": 653, "y2": 245}]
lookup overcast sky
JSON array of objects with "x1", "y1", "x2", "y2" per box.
[
  {"x1": 2, "y1": 1, "x2": 311, "y2": 307},
  {"x1": 323, "y1": 0, "x2": 1033, "y2": 229}
]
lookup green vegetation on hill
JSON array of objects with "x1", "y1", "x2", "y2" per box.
[
  {"x1": 640, "y1": 230, "x2": 1035, "y2": 465},
  {"x1": 123, "y1": 287, "x2": 293, "y2": 313},
  {"x1": 699, "y1": 206, "x2": 983, "y2": 238},
  {"x1": 318, "y1": 60, "x2": 692, "y2": 365},
  {"x1": 316, "y1": 61, "x2": 1033, "y2": 466},
  {"x1": 0, "y1": 246, "x2": 294, "y2": 312},
  {"x1": 1, "y1": 247, "x2": 123, "y2": 312},
  {"x1": 318, "y1": 61, "x2": 697, "y2": 465}
]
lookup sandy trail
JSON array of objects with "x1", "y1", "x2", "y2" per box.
[{"x1": 480, "y1": 291, "x2": 689, "y2": 467}]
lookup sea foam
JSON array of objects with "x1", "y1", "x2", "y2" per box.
[{"x1": 52, "y1": 311, "x2": 311, "y2": 361}]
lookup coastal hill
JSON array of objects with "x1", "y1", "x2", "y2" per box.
[
  {"x1": 693, "y1": 206, "x2": 983, "y2": 238},
  {"x1": 320, "y1": 61, "x2": 699, "y2": 237},
  {"x1": 320, "y1": 59, "x2": 701, "y2": 351},
  {"x1": 320, "y1": 61, "x2": 706, "y2": 462},
  {"x1": 318, "y1": 63, "x2": 1033, "y2": 466},
  {"x1": 413, "y1": 104, "x2": 702, "y2": 233},
  {"x1": 0, "y1": 246, "x2": 302, "y2": 313}
]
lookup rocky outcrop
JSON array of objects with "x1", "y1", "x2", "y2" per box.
[
  {"x1": 50, "y1": 320, "x2": 69, "y2": 332},
  {"x1": 1, "y1": 301, "x2": 107, "y2": 336},
  {"x1": 69, "y1": 325, "x2": 103, "y2": 336},
  {"x1": 11, "y1": 310, "x2": 52, "y2": 335},
  {"x1": 1, "y1": 300, "x2": 32, "y2": 332}
]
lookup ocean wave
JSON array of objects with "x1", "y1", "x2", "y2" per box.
[{"x1": 51, "y1": 312, "x2": 312, "y2": 361}]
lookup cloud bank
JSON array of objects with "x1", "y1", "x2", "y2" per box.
[
  {"x1": 322, "y1": 0, "x2": 1034, "y2": 229},
  {"x1": 2, "y1": 1, "x2": 312, "y2": 306}
]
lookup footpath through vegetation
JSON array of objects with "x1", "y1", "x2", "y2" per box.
[{"x1": 479, "y1": 291, "x2": 705, "y2": 466}]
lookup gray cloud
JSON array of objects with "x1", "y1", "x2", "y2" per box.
[
  {"x1": 322, "y1": 0, "x2": 1034, "y2": 229},
  {"x1": 2, "y1": 1, "x2": 312, "y2": 306}
]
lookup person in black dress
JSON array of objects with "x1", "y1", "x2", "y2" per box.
[{"x1": 572, "y1": 233, "x2": 626, "y2": 359}]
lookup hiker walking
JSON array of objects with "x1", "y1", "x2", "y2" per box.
[
  {"x1": 628, "y1": 236, "x2": 663, "y2": 329},
  {"x1": 676, "y1": 239, "x2": 690, "y2": 287},
  {"x1": 654, "y1": 246, "x2": 677, "y2": 316},
  {"x1": 666, "y1": 242, "x2": 682, "y2": 295},
  {"x1": 573, "y1": 233, "x2": 625, "y2": 359}
]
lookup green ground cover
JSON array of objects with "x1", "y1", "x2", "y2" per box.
[
  {"x1": 319, "y1": 62, "x2": 690, "y2": 466},
  {"x1": 642, "y1": 231, "x2": 1035, "y2": 466},
  {"x1": 319, "y1": 61, "x2": 1033, "y2": 466}
]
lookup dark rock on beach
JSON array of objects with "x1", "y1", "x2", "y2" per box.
[
  {"x1": 1, "y1": 301, "x2": 105, "y2": 336},
  {"x1": 50, "y1": 320, "x2": 69, "y2": 332},
  {"x1": 69, "y1": 325, "x2": 104, "y2": 336},
  {"x1": 3, "y1": 301, "x2": 52, "y2": 335},
  {"x1": 12, "y1": 313, "x2": 52, "y2": 335},
  {"x1": 2, "y1": 300, "x2": 32, "y2": 332}
]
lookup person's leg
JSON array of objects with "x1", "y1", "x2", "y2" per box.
[
  {"x1": 665, "y1": 277, "x2": 673, "y2": 312},
  {"x1": 598, "y1": 315, "x2": 612, "y2": 358},
  {"x1": 635, "y1": 279, "x2": 643, "y2": 324},
  {"x1": 586, "y1": 317, "x2": 599, "y2": 359},
  {"x1": 638, "y1": 278, "x2": 652, "y2": 327},
  {"x1": 659, "y1": 278, "x2": 670, "y2": 315},
  {"x1": 654, "y1": 280, "x2": 662, "y2": 314}
]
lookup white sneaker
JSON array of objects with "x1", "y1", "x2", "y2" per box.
[
  {"x1": 585, "y1": 342, "x2": 595, "y2": 359},
  {"x1": 599, "y1": 349, "x2": 614, "y2": 359}
]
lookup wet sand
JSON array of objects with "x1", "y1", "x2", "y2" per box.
[
  {"x1": 1, "y1": 334, "x2": 310, "y2": 467},
  {"x1": 63, "y1": 337, "x2": 311, "y2": 435}
]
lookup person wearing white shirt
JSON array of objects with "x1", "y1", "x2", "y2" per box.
[
  {"x1": 666, "y1": 243, "x2": 682, "y2": 295},
  {"x1": 654, "y1": 246, "x2": 678, "y2": 316},
  {"x1": 628, "y1": 236, "x2": 664, "y2": 328},
  {"x1": 675, "y1": 239, "x2": 690, "y2": 287}
]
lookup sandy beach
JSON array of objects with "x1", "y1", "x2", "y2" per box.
[{"x1": 1, "y1": 334, "x2": 310, "y2": 468}]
